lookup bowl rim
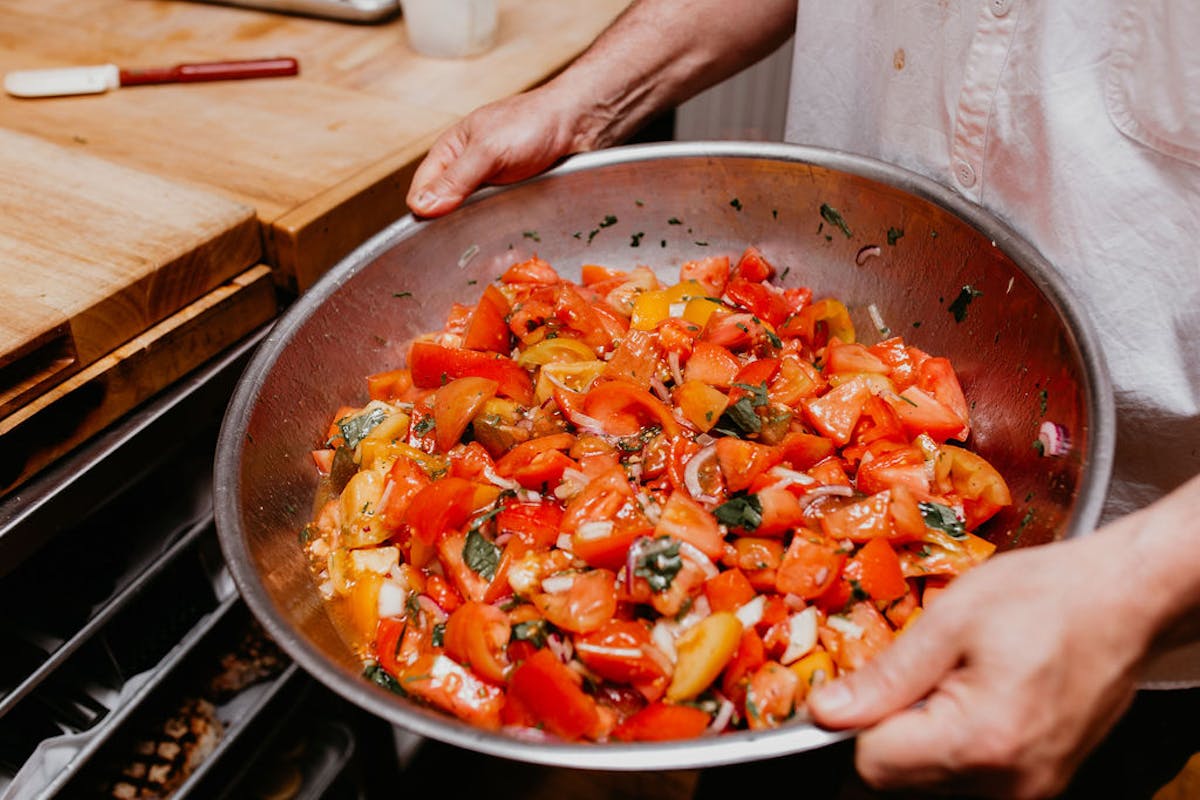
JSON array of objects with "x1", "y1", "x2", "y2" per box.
[{"x1": 213, "y1": 141, "x2": 1115, "y2": 769}]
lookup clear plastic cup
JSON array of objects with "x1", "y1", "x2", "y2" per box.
[{"x1": 400, "y1": 0, "x2": 498, "y2": 58}]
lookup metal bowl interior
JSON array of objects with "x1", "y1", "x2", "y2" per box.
[{"x1": 214, "y1": 142, "x2": 1114, "y2": 770}]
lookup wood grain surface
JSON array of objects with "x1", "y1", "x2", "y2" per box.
[
  {"x1": 0, "y1": 128, "x2": 261, "y2": 418},
  {"x1": 0, "y1": 265, "x2": 278, "y2": 495}
]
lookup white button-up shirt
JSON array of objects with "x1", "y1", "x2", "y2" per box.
[{"x1": 785, "y1": 0, "x2": 1200, "y2": 683}]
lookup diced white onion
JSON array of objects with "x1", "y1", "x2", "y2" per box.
[
  {"x1": 650, "y1": 374, "x2": 671, "y2": 403},
  {"x1": 575, "y1": 642, "x2": 645, "y2": 660},
  {"x1": 780, "y1": 607, "x2": 819, "y2": 665},
  {"x1": 827, "y1": 614, "x2": 864, "y2": 639},
  {"x1": 377, "y1": 579, "x2": 409, "y2": 618},
  {"x1": 318, "y1": 579, "x2": 334, "y2": 600},
  {"x1": 458, "y1": 243, "x2": 480, "y2": 268},
  {"x1": 577, "y1": 520, "x2": 615, "y2": 541},
  {"x1": 735, "y1": 595, "x2": 766, "y2": 628},
  {"x1": 668, "y1": 302, "x2": 688, "y2": 318},
  {"x1": 783, "y1": 593, "x2": 807, "y2": 611},
  {"x1": 541, "y1": 574, "x2": 576, "y2": 594},
  {"x1": 555, "y1": 532, "x2": 574, "y2": 551},
  {"x1": 867, "y1": 302, "x2": 891, "y2": 337}
]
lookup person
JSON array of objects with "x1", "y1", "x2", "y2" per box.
[{"x1": 406, "y1": 1, "x2": 1200, "y2": 796}]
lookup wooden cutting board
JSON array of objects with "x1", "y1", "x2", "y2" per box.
[
  {"x1": 0, "y1": 264, "x2": 278, "y2": 496},
  {"x1": 0, "y1": 128, "x2": 261, "y2": 418}
]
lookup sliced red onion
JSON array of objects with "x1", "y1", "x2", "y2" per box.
[
  {"x1": 501, "y1": 725, "x2": 561, "y2": 743},
  {"x1": 668, "y1": 351, "x2": 684, "y2": 386},
  {"x1": 677, "y1": 541, "x2": 719, "y2": 578},
  {"x1": 683, "y1": 444, "x2": 721, "y2": 504},
  {"x1": 826, "y1": 614, "x2": 864, "y2": 639},
  {"x1": 768, "y1": 466, "x2": 817, "y2": 488},
  {"x1": 545, "y1": 632, "x2": 574, "y2": 663},
  {"x1": 855, "y1": 244, "x2": 882, "y2": 266},
  {"x1": 625, "y1": 536, "x2": 652, "y2": 587},
  {"x1": 417, "y1": 594, "x2": 449, "y2": 624},
  {"x1": 482, "y1": 465, "x2": 520, "y2": 490},
  {"x1": 797, "y1": 484, "x2": 855, "y2": 510},
  {"x1": 1038, "y1": 420, "x2": 1071, "y2": 457},
  {"x1": 708, "y1": 698, "x2": 735, "y2": 734},
  {"x1": 650, "y1": 374, "x2": 671, "y2": 404},
  {"x1": 575, "y1": 642, "x2": 645, "y2": 660},
  {"x1": 651, "y1": 620, "x2": 678, "y2": 664},
  {"x1": 867, "y1": 302, "x2": 891, "y2": 337}
]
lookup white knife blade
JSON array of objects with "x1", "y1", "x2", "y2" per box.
[{"x1": 4, "y1": 64, "x2": 121, "y2": 98}]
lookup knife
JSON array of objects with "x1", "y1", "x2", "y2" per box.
[{"x1": 3, "y1": 57, "x2": 300, "y2": 98}]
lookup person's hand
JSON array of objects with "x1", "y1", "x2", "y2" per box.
[
  {"x1": 406, "y1": 84, "x2": 595, "y2": 218},
  {"x1": 808, "y1": 524, "x2": 1157, "y2": 798}
]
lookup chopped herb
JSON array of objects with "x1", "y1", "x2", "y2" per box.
[
  {"x1": 1038, "y1": 389, "x2": 1049, "y2": 416},
  {"x1": 469, "y1": 505, "x2": 504, "y2": 532},
  {"x1": 705, "y1": 410, "x2": 714, "y2": 422},
  {"x1": 1012, "y1": 507, "x2": 1036, "y2": 546},
  {"x1": 772, "y1": 209, "x2": 779, "y2": 219},
  {"x1": 631, "y1": 232, "x2": 645, "y2": 247},
  {"x1": 599, "y1": 214, "x2": 618, "y2": 228},
  {"x1": 463, "y1": 527, "x2": 501, "y2": 580},
  {"x1": 661, "y1": 240, "x2": 667, "y2": 248},
  {"x1": 523, "y1": 230, "x2": 541, "y2": 242},
  {"x1": 713, "y1": 493, "x2": 763, "y2": 531},
  {"x1": 694, "y1": 241, "x2": 709, "y2": 247},
  {"x1": 330, "y1": 407, "x2": 388, "y2": 449},
  {"x1": 730, "y1": 198, "x2": 743, "y2": 211},
  {"x1": 431, "y1": 623, "x2": 446, "y2": 647},
  {"x1": 948, "y1": 285, "x2": 983, "y2": 322},
  {"x1": 573, "y1": 231, "x2": 583, "y2": 239},
  {"x1": 393, "y1": 291, "x2": 413, "y2": 298},
  {"x1": 819, "y1": 203, "x2": 853, "y2": 238},
  {"x1": 635, "y1": 199, "x2": 645, "y2": 207},
  {"x1": 246, "y1": 432, "x2": 255, "y2": 444},
  {"x1": 919, "y1": 501, "x2": 967, "y2": 539},
  {"x1": 732, "y1": 381, "x2": 770, "y2": 408},
  {"x1": 713, "y1": 397, "x2": 761, "y2": 438},
  {"x1": 634, "y1": 537, "x2": 684, "y2": 592},
  {"x1": 364, "y1": 664, "x2": 407, "y2": 695},
  {"x1": 764, "y1": 328, "x2": 783, "y2": 348},
  {"x1": 916, "y1": 545, "x2": 933, "y2": 559},
  {"x1": 781, "y1": 266, "x2": 791, "y2": 281},
  {"x1": 668, "y1": 217, "x2": 683, "y2": 226},
  {"x1": 736, "y1": 322, "x2": 750, "y2": 333},
  {"x1": 912, "y1": 321, "x2": 922, "y2": 328},
  {"x1": 512, "y1": 619, "x2": 548, "y2": 646},
  {"x1": 586, "y1": 228, "x2": 601, "y2": 244},
  {"x1": 412, "y1": 416, "x2": 436, "y2": 436},
  {"x1": 467, "y1": 279, "x2": 478, "y2": 285},
  {"x1": 406, "y1": 591, "x2": 422, "y2": 618},
  {"x1": 848, "y1": 578, "x2": 869, "y2": 602},
  {"x1": 886, "y1": 227, "x2": 905, "y2": 246},
  {"x1": 1032, "y1": 439, "x2": 1046, "y2": 456},
  {"x1": 298, "y1": 524, "x2": 316, "y2": 544}
]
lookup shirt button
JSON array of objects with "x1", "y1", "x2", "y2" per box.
[
  {"x1": 991, "y1": 0, "x2": 1012, "y2": 17},
  {"x1": 954, "y1": 159, "x2": 977, "y2": 188}
]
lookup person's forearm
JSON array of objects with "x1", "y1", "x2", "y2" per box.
[
  {"x1": 545, "y1": 0, "x2": 797, "y2": 150},
  {"x1": 1119, "y1": 472, "x2": 1200, "y2": 653}
]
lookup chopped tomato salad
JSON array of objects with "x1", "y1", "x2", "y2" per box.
[{"x1": 301, "y1": 247, "x2": 1010, "y2": 741}]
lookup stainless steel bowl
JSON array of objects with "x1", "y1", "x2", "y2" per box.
[{"x1": 214, "y1": 142, "x2": 1114, "y2": 770}]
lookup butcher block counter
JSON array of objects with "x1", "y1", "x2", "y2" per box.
[{"x1": 0, "y1": 0, "x2": 628, "y2": 493}]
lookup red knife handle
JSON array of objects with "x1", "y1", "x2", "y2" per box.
[{"x1": 118, "y1": 57, "x2": 299, "y2": 86}]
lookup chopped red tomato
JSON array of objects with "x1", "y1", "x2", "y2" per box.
[{"x1": 309, "y1": 248, "x2": 1012, "y2": 743}]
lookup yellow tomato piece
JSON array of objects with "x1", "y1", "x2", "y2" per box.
[
  {"x1": 339, "y1": 469, "x2": 387, "y2": 548},
  {"x1": 683, "y1": 296, "x2": 723, "y2": 327},
  {"x1": 535, "y1": 360, "x2": 606, "y2": 403},
  {"x1": 516, "y1": 336, "x2": 596, "y2": 367},
  {"x1": 825, "y1": 371, "x2": 896, "y2": 393},
  {"x1": 630, "y1": 290, "x2": 671, "y2": 331},
  {"x1": 359, "y1": 440, "x2": 448, "y2": 477},
  {"x1": 789, "y1": 649, "x2": 836, "y2": 701},
  {"x1": 674, "y1": 380, "x2": 729, "y2": 432},
  {"x1": 667, "y1": 611, "x2": 743, "y2": 701},
  {"x1": 664, "y1": 279, "x2": 706, "y2": 304}
]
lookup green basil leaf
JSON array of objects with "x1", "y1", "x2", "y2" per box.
[
  {"x1": 713, "y1": 494, "x2": 763, "y2": 531},
  {"x1": 463, "y1": 527, "x2": 501, "y2": 580},
  {"x1": 919, "y1": 501, "x2": 967, "y2": 539}
]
